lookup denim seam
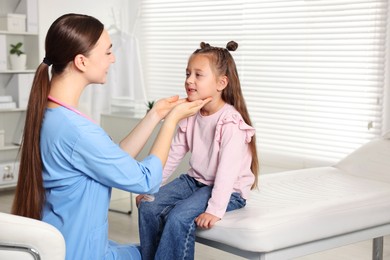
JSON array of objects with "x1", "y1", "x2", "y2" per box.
[{"x1": 182, "y1": 220, "x2": 196, "y2": 259}]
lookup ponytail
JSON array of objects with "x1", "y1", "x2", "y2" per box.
[{"x1": 12, "y1": 62, "x2": 50, "y2": 219}]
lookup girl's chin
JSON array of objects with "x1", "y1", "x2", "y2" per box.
[{"x1": 187, "y1": 95, "x2": 206, "y2": 102}]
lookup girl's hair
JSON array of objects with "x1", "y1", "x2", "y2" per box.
[
  {"x1": 193, "y1": 41, "x2": 259, "y2": 189},
  {"x1": 12, "y1": 13, "x2": 104, "y2": 220}
]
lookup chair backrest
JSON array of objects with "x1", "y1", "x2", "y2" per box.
[
  {"x1": 336, "y1": 132, "x2": 390, "y2": 183},
  {"x1": 0, "y1": 212, "x2": 65, "y2": 260}
]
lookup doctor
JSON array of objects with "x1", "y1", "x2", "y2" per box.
[{"x1": 11, "y1": 13, "x2": 210, "y2": 260}]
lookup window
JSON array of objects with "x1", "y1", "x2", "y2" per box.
[{"x1": 139, "y1": 0, "x2": 389, "y2": 169}]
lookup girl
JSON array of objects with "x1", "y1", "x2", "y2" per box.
[
  {"x1": 137, "y1": 41, "x2": 259, "y2": 260},
  {"x1": 11, "y1": 13, "x2": 210, "y2": 260}
]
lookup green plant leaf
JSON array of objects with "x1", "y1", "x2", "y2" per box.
[
  {"x1": 146, "y1": 100, "x2": 155, "y2": 109},
  {"x1": 9, "y1": 42, "x2": 24, "y2": 56}
]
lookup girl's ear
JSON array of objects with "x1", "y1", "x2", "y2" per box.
[
  {"x1": 217, "y1": 75, "x2": 228, "y2": 92},
  {"x1": 74, "y1": 54, "x2": 87, "y2": 72}
]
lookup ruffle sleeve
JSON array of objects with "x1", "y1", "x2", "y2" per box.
[{"x1": 215, "y1": 113, "x2": 255, "y2": 143}]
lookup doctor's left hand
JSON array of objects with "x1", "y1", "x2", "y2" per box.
[{"x1": 151, "y1": 95, "x2": 186, "y2": 120}]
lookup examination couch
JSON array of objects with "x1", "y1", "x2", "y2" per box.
[{"x1": 196, "y1": 132, "x2": 390, "y2": 260}]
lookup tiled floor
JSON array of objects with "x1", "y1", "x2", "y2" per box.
[{"x1": 1, "y1": 188, "x2": 389, "y2": 259}]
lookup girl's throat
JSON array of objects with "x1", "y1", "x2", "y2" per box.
[{"x1": 200, "y1": 101, "x2": 226, "y2": 116}]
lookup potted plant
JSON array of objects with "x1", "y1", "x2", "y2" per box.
[
  {"x1": 9, "y1": 42, "x2": 27, "y2": 70},
  {"x1": 146, "y1": 100, "x2": 155, "y2": 113}
]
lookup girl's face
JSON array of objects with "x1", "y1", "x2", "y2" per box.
[
  {"x1": 185, "y1": 54, "x2": 224, "y2": 101},
  {"x1": 83, "y1": 30, "x2": 115, "y2": 84}
]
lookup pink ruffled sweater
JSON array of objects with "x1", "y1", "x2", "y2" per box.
[{"x1": 163, "y1": 103, "x2": 256, "y2": 218}]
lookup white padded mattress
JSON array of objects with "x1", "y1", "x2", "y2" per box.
[{"x1": 196, "y1": 167, "x2": 390, "y2": 252}]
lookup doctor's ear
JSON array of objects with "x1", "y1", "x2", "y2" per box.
[{"x1": 74, "y1": 54, "x2": 87, "y2": 71}]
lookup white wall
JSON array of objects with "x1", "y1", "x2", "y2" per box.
[
  {"x1": 37, "y1": 0, "x2": 142, "y2": 120},
  {"x1": 37, "y1": 0, "x2": 141, "y2": 60}
]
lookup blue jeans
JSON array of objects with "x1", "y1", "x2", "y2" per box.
[{"x1": 138, "y1": 174, "x2": 246, "y2": 260}]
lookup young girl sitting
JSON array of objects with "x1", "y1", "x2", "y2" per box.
[{"x1": 137, "y1": 41, "x2": 259, "y2": 260}]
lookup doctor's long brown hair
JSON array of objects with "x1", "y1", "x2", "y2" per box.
[
  {"x1": 12, "y1": 14, "x2": 104, "y2": 220},
  {"x1": 192, "y1": 41, "x2": 259, "y2": 188}
]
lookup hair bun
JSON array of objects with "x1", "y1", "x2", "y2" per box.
[
  {"x1": 226, "y1": 41, "x2": 238, "y2": 51},
  {"x1": 200, "y1": 42, "x2": 210, "y2": 49}
]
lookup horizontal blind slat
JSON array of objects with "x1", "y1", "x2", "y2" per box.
[{"x1": 140, "y1": 0, "x2": 387, "y2": 166}]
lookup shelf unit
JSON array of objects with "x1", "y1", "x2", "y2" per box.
[
  {"x1": 0, "y1": 0, "x2": 38, "y2": 188},
  {"x1": 0, "y1": 30, "x2": 39, "y2": 71},
  {"x1": 0, "y1": 109, "x2": 24, "y2": 188}
]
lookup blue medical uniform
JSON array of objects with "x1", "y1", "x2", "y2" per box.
[{"x1": 40, "y1": 107, "x2": 162, "y2": 260}]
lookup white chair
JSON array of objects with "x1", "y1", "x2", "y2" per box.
[{"x1": 0, "y1": 212, "x2": 65, "y2": 260}]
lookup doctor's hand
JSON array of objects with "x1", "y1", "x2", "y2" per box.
[
  {"x1": 195, "y1": 212, "x2": 221, "y2": 229},
  {"x1": 151, "y1": 95, "x2": 186, "y2": 120},
  {"x1": 165, "y1": 97, "x2": 212, "y2": 124}
]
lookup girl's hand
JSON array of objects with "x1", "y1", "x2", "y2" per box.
[
  {"x1": 151, "y1": 95, "x2": 186, "y2": 120},
  {"x1": 195, "y1": 212, "x2": 221, "y2": 229},
  {"x1": 135, "y1": 194, "x2": 145, "y2": 208}
]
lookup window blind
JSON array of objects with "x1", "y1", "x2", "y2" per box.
[
  {"x1": 139, "y1": 0, "x2": 243, "y2": 97},
  {"x1": 139, "y1": 0, "x2": 388, "y2": 169}
]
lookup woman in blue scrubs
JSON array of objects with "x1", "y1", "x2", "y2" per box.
[{"x1": 11, "y1": 13, "x2": 210, "y2": 260}]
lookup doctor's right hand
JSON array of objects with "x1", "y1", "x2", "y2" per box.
[{"x1": 165, "y1": 97, "x2": 212, "y2": 124}]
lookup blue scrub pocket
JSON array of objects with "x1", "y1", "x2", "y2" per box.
[{"x1": 88, "y1": 220, "x2": 109, "y2": 259}]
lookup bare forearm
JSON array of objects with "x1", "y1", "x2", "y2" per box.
[
  {"x1": 149, "y1": 118, "x2": 178, "y2": 166},
  {"x1": 121, "y1": 97, "x2": 211, "y2": 164},
  {"x1": 119, "y1": 110, "x2": 161, "y2": 157},
  {"x1": 119, "y1": 96, "x2": 186, "y2": 157}
]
